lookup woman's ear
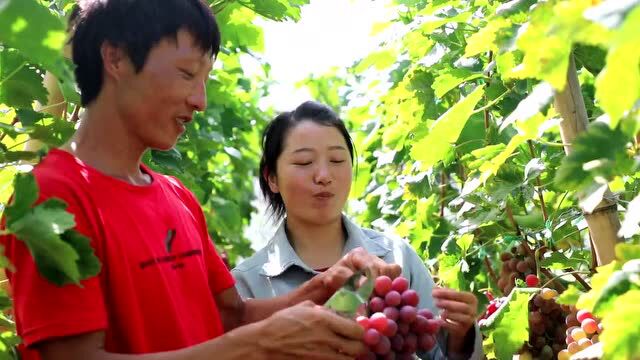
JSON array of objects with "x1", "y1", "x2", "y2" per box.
[{"x1": 264, "y1": 169, "x2": 279, "y2": 194}]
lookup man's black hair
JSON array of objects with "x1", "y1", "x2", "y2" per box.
[{"x1": 72, "y1": 0, "x2": 220, "y2": 106}]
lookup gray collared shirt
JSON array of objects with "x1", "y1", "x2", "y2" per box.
[{"x1": 232, "y1": 216, "x2": 483, "y2": 360}]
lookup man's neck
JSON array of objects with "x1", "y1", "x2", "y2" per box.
[
  {"x1": 62, "y1": 101, "x2": 150, "y2": 186},
  {"x1": 286, "y1": 215, "x2": 346, "y2": 270}
]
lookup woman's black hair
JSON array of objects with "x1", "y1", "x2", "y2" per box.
[{"x1": 259, "y1": 101, "x2": 355, "y2": 220}]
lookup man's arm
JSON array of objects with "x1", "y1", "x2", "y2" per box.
[{"x1": 37, "y1": 302, "x2": 365, "y2": 360}]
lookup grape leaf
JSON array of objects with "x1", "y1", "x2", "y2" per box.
[
  {"x1": 432, "y1": 68, "x2": 484, "y2": 98},
  {"x1": 556, "y1": 284, "x2": 584, "y2": 306},
  {"x1": 595, "y1": 5, "x2": 640, "y2": 127},
  {"x1": 0, "y1": 49, "x2": 48, "y2": 108},
  {"x1": 600, "y1": 290, "x2": 640, "y2": 360},
  {"x1": 410, "y1": 85, "x2": 485, "y2": 170},
  {"x1": 0, "y1": 0, "x2": 78, "y2": 102},
  {"x1": 555, "y1": 122, "x2": 636, "y2": 193},
  {"x1": 485, "y1": 289, "x2": 531, "y2": 360}
]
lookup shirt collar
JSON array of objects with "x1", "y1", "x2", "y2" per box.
[{"x1": 260, "y1": 215, "x2": 391, "y2": 277}]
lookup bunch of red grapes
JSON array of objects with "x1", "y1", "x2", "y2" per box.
[{"x1": 356, "y1": 275, "x2": 441, "y2": 360}]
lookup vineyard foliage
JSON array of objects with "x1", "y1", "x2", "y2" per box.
[{"x1": 0, "y1": 0, "x2": 639, "y2": 359}]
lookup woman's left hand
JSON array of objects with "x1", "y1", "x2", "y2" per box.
[{"x1": 432, "y1": 287, "x2": 478, "y2": 353}]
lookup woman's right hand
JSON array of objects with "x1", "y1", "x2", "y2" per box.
[{"x1": 256, "y1": 300, "x2": 366, "y2": 360}]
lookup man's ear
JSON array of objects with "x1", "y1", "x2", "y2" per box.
[{"x1": 100, "y1": 42, "x2": 130, "y2": 81}]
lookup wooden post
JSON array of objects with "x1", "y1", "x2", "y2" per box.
[{"x1": 553, "y1": 54, "x2": 622, "y2": 266}]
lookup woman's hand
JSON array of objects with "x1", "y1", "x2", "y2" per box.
[
  {"x1": 296, "y1": 247, "x2": 402, "y2": 305},
  {"x1": 432, "y1": 287, "x2": 478, "y2": 354}
]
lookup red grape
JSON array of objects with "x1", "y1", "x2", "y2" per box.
[
  {"x1": 401, "y1": 289, "x2": 419, "y2": 307},
  {"x1": 370, "y1": 312, "x2": 389, "y2": 333},
  {"x1": 369, "y1": 296, "x2": 385, "y2": 313},
  {"x1": 392, "y1": 277, "x2": 409, "y2": 293},
  {"x1": 398, "y1": 322, "x2": 410, "y2": 335},
  {"x1": 418, "y1": 333, "x2": 436, "y2": 351},
  {"x1": 526, "y1": 274, "x2": 540, "y2": 287},
  {"x1": 411, "y1": 315, "x2": 429, "y2": 333},
  {"x1": 383, "y1": 306, "x2": 400, "y2": 321},
  {"x1": 373, "y1": 335, "x2": 391, "y2": 355},
  {"x1": 399, "y1": 305, "x2": 417, "y2": 323},
  {"x1": 425, "y1": 319, "x2": 441, "y2": 334},
  {"x1": 390, "y1": 335, "x2": 404, "y2": 351},
  {"x1": 356, "y1": 315, "x2": 370, "y2": 329},
  {"x1": 576, "y1": 310, "x2": 594, "y2": 323},
  {"x1": 383, "y1": 319, "x2": 398, "y2": 337},
  {"x1": 375, "y1": 276, "x2": 393, "y2": 297},
  {"x1": 363, "y1": 328, "x2": 381, "y2": 346},
  {"x1": 402, "y1": 333, "x2": 417, "y2": 353},
  {"x1": 417, "y1": 308, "x2": 434, "y2": 319},
  {"x1": 385, "y1": 291, "x2": 402, "y2": 307}
]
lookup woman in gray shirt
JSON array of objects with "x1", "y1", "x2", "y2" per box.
[{"x1": 232, "y1": 101, "x2": 483, "y2": 359}]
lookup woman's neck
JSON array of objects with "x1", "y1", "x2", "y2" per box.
[{"x1": 286, "y1": 215, "x2": 346, "y2": 270}]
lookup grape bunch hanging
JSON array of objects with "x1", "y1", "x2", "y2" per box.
[{"x1": 356, "y1": 275, "x2": 442, "y2": 360}]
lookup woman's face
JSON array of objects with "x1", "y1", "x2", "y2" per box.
[{"x1": 268, "y1": 120, "x2": 353, "y2": 225}]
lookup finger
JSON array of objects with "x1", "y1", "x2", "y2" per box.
[
  {"x1": 319, "y1": 307, "x2": 365, "y2": 341},
  {"x1": 432, "y1": 288, "x2": 477, "y2": 304},
  {"x1": 346, "y1": 248, "x2": 401, "y2": 279},
  {"x1": 322, "y1": 266, "x2": 354, "y2": 291},
  {"x1": 441, "y1": 311, "x2": 476, "y2": 328},
  {"x1": 325, "y1": 337, "x2": 367, "y2": 358},
  {"x1": 435, "y1": 299, "x2": 476, "y2": 316}
]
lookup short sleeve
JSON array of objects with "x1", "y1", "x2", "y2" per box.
[{"x1": 1, "y1": 184, "x2": 108, "y2": 348}]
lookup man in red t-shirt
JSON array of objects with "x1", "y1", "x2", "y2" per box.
[{"x1": 1, "y1": 1, "x2": 401, "y2": 359}]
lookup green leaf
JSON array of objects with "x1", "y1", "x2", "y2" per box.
[
  {"x1": 437, "y1": 253, "x2": 465, "y2": 290},
  {"x1": 539, "y1": 251, "x2": 582, "y2": 270},
  {"x1": 499, "y1": 82, "x2": 554, "y2": 132},
  {"x1": 432, "y1": 68, "x2": 484, "y2": 98},
  {"x1": 410, "y1": 85, "x2": 485, "y2": 170},
  {"x1": 456, "y1": 233, "x2": 474, "y2": 254},
  {"x1": 488, "y1": 289, "x2": 530, "y2": 360},
  {"x1": 150, "y1": 148, "x2": 183, "y2": 172},
  {"x1": 238, "y1": 0, "x2": 309, "y2": 21},
  {"x1": 354, "y1": 49, "x2": 399, "y2": 73},
  {"x1": 464, "y1": 18, "x2": 511, "y2": 57},
  {"x1": 555, "y1": 122, "x2": 636, "y2": 194},
  {"x1": 595, "y1": 5, "x2": 640, "y2": 127},
  {"x1": 0, "y1": 0, "x2": 78, "y2": 103},
  {"x1": 592, "y1": 270, "x2": 639, "y2": 316},
  {"x1": 523, "y1": 158, "x2": 545, "y2": 183},
  {"x1": 216, "y1": 4, "x2": 264, "y2": 51},
  {"x1": 8, "y1": 201, "x2": 81, "y2": 285},
  {"x1": 60, "y1": 230, "x2": 101, "y2": 280},
  {"x1": 4, "y1": 172, "x2": 38, "y2": 225},
  {"x1": 615, "y1": 243, "x2": 640, "y2": 262},
  {"x1": 0, "y1": 48, "x2": 48, "y2": 107},
  {"x1": 577, "y1": 261, "x2": 620, "y2": 311},
  {"x1": 556, "y1": 284, "x2": 584, "y2": 306},
  {"x1": 600, "y1": 290, "x2": 640, "y2": 360}
]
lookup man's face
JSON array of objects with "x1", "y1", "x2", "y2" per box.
[{"x1": 115, "y1": 29, "x2": 213, "y2": 151}]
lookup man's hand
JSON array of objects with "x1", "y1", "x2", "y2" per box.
[
  {"x1": 256, "y1": 301, "x2": 366, "y2": 360},
  {"x1": 297, "y1": 247, "x2": 402, "y2": 304},
  {"x1": 432, "y1": 288, "x2": 478, "y2": 354}
]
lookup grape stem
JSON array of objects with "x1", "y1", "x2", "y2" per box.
[{"x1": 539, "y1": 269, "x2": 591, "y2": 291}]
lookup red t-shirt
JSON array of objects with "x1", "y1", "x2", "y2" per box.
[{"x1": 2, "y1": 149, "x2": 235, "y2": 358}]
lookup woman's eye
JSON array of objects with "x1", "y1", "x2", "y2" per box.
[
  {"x1": 293, "y1": 162, "x2": 312, "y2": 166},
  {"x1": 331, "y1": 160, "x2": 346, "y2": 164},
  {"x1": 180, "y1": 69, "x2": 195, "y2": 79}
]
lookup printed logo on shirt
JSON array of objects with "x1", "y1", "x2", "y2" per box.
[
  {"x1": 138, "y1": 228, "x2": 203, "y2": 270},
  {"x1": 164, "y1": 228, "x2": 176, "y2": 252}
]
